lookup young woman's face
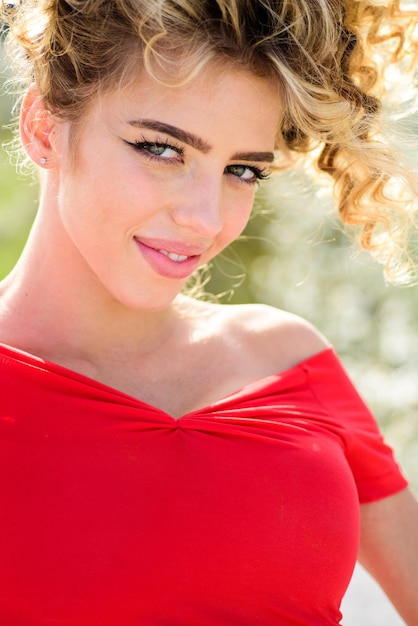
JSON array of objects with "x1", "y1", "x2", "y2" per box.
[{"x1": 52, "y1": 64, "x2": 281, "y2": 311}]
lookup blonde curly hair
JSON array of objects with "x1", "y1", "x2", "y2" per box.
[{"x1": 2, "y1": 0, "x2": 418, "y2": 283}]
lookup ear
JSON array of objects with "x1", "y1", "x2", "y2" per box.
[{"x1": 19, "y1": 85, "x2": 58, "y2": 168}]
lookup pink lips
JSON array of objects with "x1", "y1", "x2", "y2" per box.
[{"x1": 134, "y1": 238, "x2": 206, "y2": 279}]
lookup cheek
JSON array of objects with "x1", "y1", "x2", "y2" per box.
[
  {"x1": 55, "y1": 173, "x2": 124, "y2": 267},
  {"x1": 227, "y1": 196, "x2": 256, "y2": 238}
]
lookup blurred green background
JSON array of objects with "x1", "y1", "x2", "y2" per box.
[{"x1": 1, "y1": 45, "x2": 417, "y2": 492}]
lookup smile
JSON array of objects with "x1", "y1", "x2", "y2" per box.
[{"x1": 134, "y1": 238, "x2": 205, "y2": 280}]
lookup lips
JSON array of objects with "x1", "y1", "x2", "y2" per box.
[{"x1": 134, "y1": 238, "x2": 207, "y2": 279}]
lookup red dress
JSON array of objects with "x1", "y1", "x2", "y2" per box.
[{"x1": 0, "y1": 344, "x2": 407, "y2": 625}]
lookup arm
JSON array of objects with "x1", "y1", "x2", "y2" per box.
[{"x1": 359, "y1": 488, "x2": 418, "y2": 626}]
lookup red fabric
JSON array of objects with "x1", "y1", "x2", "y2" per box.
[{"x1": 0, "y1": 343, "x2": 407, "y2": 625}]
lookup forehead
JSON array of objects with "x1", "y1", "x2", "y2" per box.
[{"x1": 100, "y1": 63, "x2": 282, "y2": 147}]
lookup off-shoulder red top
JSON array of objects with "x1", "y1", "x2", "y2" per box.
[{"x1": 0, "y1": 344, "x2": 407, "y2": 625}]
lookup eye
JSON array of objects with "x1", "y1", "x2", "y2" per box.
[
  {"x1": 124, "y1": 139, "x2": 184, "y2": 162},
  {"x1": 144, "y1": 143, "x2": 181, "y2": 159},
  {"x1": 225, "y1": 164, "x2": 271, "y2": 185}
]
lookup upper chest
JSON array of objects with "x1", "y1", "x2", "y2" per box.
[{"x1": 82, "y1": 335, "x2": 274, "y2": 418}]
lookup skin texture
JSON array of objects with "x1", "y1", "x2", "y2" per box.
[{"x1": 0, "y1": 62, "x2": 418, "y2": 623}]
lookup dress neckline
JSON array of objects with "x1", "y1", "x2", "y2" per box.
[{"x1": 0, "y1": 342, "x2": 334, "y2": 422}]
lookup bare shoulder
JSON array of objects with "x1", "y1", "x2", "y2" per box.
[
  {"x1": 180, "y1": 297, "x2": 330, "y2": 376},
  {"x1": 222, "y1": 302, "x2": 329, "y2": 372}
]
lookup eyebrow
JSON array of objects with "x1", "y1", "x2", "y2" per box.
[
  {"x1": 128, "y1": 119, "x2": 275, "y2": 163},
  {"x1": 128, "y1": 119, "x2": 212, "y2": 154},
  {"x1": 231, "y1": 151, "x2": 275, "y2": 163}
]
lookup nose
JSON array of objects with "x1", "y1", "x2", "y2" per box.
[{"x1": 170, "y1": 175, "x2": 224, "y2": 238}]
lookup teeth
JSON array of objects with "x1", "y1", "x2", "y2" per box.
[{"x1": 158, "y1": 249, "x2": 189, "y2": 263}]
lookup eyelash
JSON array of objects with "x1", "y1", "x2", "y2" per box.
[
  {"x1": 225, "y1": 164, "x2": 271, "y2": 186},
  {"x1": 125, "y1": 136, "x2": 185, "y2": 162},
  {"x1": 124, "y1": 137, "x2": 271, "y2": 186}
]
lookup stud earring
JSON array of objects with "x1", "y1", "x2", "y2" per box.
[{"x1": 40, "y1": 157, "x2": 47, "y2": 165}]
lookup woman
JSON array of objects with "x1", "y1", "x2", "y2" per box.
[{"x1": 0, "y1": 1, "x2": 417, "y2": 624}]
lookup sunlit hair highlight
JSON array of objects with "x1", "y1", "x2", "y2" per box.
[{"x1": 1, "y1": 0, "x2": 418, "y2": 283}]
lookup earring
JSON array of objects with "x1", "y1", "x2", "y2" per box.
[{"x1": 40, "y1": 157, "x2": 47, "y2": 165}]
